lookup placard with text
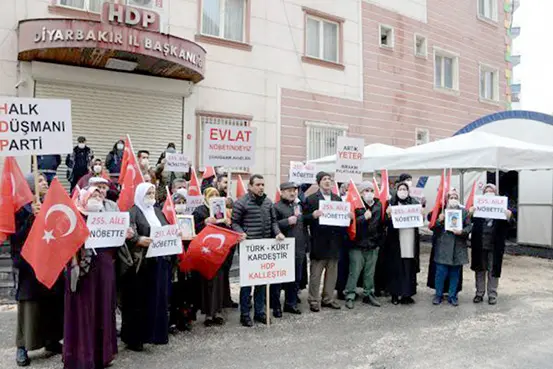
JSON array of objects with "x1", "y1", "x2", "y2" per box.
[
  {"x1": 289, "y1": 161, "x2": 317, "y2": 184},
  {"x1": 165, "y1": 153, "x2": 189, "y2": 173},
  {"x1": 202, "y1": 124, "x2": 256, "y2": 167},
  {"x1": 473, "y1": 195, "x2": 508, "y2": 220},
  {"x1": 318, "y1": 200, "x2": 351, "y2": 227},
  {"x1": 146, "y1": 224, "x2": 182, "y2": 258},
  {"x1": 335, "y1": 136, "x2": 364, "y2": 183},
  {"x1": 390, "y1": 205, "x2": 423, "y2": 229},
  {"x1": 85, "y1": 212, "x2": 130, "y2": 249},
  {"x1": 239, "y1": 238, "x2": 295, "y2": 287}
]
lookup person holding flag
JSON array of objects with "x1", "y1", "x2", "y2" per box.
[{"x1": 344, "y1": 181, "x2": 385, "y2": 309}]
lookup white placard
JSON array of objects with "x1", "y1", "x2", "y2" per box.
[
  {"x1": 85, "y1": 212, "x2": 130, "y2": 249},
  {"x1": 146, "y1": 224, "x2": 183, "y2": 258},
  {"x1": 165, "y1": 153, "x2": 189, "y2": 173},
  {"x1": 239, "y1": 238, "x2": 295, "y2": 287},
  {"x1": 319, "y1": 200, "x2": 351, "y2": 227},
  {"x1": 184, "y1": 195, "x2": 204, "y2": 215},
  {"x1": 335, "y1": 136, "x2": 364, "y2": 183},
  {"x1": 0, "y1": 97, "x2": 73, "y2": 156},
  {"x1": 391, "y1": 204, "x2": 423, "y2": 229},
  {"x1": 409, "y1": 187, "x2": 424, "y2": 199},
  {"x1": 473, "y1": 195, "x2": 508, "y2": 220},
  {"x1": 289, "y1": 161, "x2": 317, "y2": 184},
  {"x1": 202, "y1": 124, "x2": 256, "y2": 167},
  {"x1": 445, "y1": 209, "x2": 463, "y2": 232}
]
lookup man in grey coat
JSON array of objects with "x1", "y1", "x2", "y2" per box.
[{"x1": 232, "y1": 174, "x2": 285, "y2": 327}]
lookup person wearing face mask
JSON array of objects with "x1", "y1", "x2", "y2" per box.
[
  {"x1": 67, "y1": 136, "x2": 94, "y2": 193},
  {"x1": 120, "y1": 183, "x2": 171, "y2": 351},
  {"x1": 11, "y1": 174, "x2": 64, "y2": 367},
  {"x1": 469, "y1": 184, "x2": 513, "y2": 305},
  {"x1": 77, "y1": 158, "x2": 110, "y2": 190},
  {"x1": 155, "y1": 144, "x2": 192, "y2": 204},
  {"x1": 397, "y1": 173, "x2": 426, "y2": 208},
  {"x1": 344, "y1": 182, "x2": 385, "y2": 309},
  {"x1": 106, "y1": 140, "x2": 125, "y2": 183},
  {"x1": 429, "y1": 190, "x2": 471, "y2": 306},
  {"x1": 384, "y1": 182, "x2": 421, "y2": 305},
  {"x1": 63, "y1": 187, "x2": 134, "y2": 369}
]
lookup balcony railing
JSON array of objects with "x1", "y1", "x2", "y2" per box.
[
  {"x1": 511, "y1": 83, "x2": 521, "y2": 94},
  {"x1": 511, "y1": 26, "x2": 521, "y2": 39},
  {"x1": 511, "y1": 55, "x2": 521, "y2": 67}
]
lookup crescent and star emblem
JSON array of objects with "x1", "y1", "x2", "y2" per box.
[
  {"x1": 42, "y1": 204, "x2": 78, "y2": 244},
  {"x1": 203, "y1": 234, "x2": 225, "y2": 250}
]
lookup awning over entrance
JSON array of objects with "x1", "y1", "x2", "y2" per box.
[{"x1": 18, "y1": 19, "x2": 206, "y2": 83}]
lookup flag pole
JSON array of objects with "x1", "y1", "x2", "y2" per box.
[
  {"x1": 266, "y1": 283, "x2": 270, "y2": 327},
  {"x1": 31, "y1": 155, "x2": 40, "y2": 203}
]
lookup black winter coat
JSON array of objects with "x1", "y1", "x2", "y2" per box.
[
  {"x1": 303, "y1": 191, "x2": 347, "y2": 260},
  {"x1": 274, "y1": 199, "x2": 308, "y2": 259},
  {"x1": 353, "y1": 199, "x2": 385, "y2": 250},
  {"x1": 471, "y1": 217, "x2": 509, "y2": 278},
  {"x1": 231, "y1": 192, "x2": 280, "y2": 239}
]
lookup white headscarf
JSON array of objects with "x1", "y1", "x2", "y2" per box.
[{"x1": 134, "y1": 183, "x2": 161, "y2": 227}]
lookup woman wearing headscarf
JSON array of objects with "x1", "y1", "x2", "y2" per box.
[
  {"x1": 11, "y1": 174, "x2": 64, "y2": 366},
  {"x1": 63, "y1": 187, "x2": 132, "y2": 369},
  {"x1": 106, "y1": 139, "x2": 125, "y2": 183},
  {"x1": 429, "y1": 190, "x2": 471, "y2": 306},
  {"x1": 192, "y1": 188, "x2": 228, "y2": 326},
  {"x1": 384, "y1": 182, "x2": 421, "y2": 305},
  {"x1": 120, "y1": 183, "x2": 171, "y2": 351}
]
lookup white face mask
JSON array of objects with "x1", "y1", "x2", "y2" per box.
[
  {"x1": 93, "y1": 165, "x2": 102, "y2": 174},
  {"x1": 78, "y1": 143, "x2": 85, "y2": 149},
  {"x1": 448, "y1": 199, "x2": 459, "y2": 208},
  {"x1": 363, "y1": 192, "x2": 375, "y2": 203},
  {"x1": 397, "y1": 190, "x2": 408, "y2": 200},
  {"x1": 484, "y1": 192, "x2": 495, "y2": 197},
  {"x1": 117, "y1": 143, "x2": 124, "y2": 150},
  {"x1": 175, "y1": 204, "x2": 187, "y2": 214},
  {"x1": 141, "y1": 158, "x2": 149, "y2": 167},
  {"x1": 144, "y1": 197, "x2": 156, "y2": 207},
  {"x1": 86, "y1": 198, "x2": 103, "y2": 212}
]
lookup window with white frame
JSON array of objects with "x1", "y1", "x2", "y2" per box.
[
  {"x1": 415, "y1": 128, "x2": 430, "y2": 146},
  {"x1": 414, "y1": 34, "x2": 427, "y2": 57},
  {"x1": 379, "y1": 25, "x2": 394, "y2": 49},
  {"x1": 478, "y1": 0, "x2": 498, "y2": 21},
  {"x1": 198, "y1": 114, "x2": 250, "y2": 172},
  {"x1": 479, "y1": 64, "x2": 499, "y2": 101},
  {"x1": 305, "y1": 16, "x2": 339, "y2": 63},
  {"x1": 58, "y1": 0, "x2": 103, "y2": 12},
  {"x1": 201, "y1": 0, "x2": 246, "y2": 43},
  {"x1": 434, "y1": 49, "x2": 459, "y2": 91},
  {"x1": 306, "y1": 123, "x2": 347, "y2": 161}
]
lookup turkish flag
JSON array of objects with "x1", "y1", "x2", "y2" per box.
[
  {"x1": 117, "y1": 158, "x2": 143, "y2": 211},
  {"x1": 236, "y1": 175, "x2": 247, "y2": 199},
  {"x1": 465, "y1": 180, "x2": 478, "y2": 209},
  {"x1": 118, "y1": 136, "x2": 142, "y2": 185},
  {"x1": 331, "y1": 182, "x2": 339, "y2": 196},
  {"x1": 71, "y1": 185, "x2": 81, "y2": 206},
  {"x1": 21, "y1": 178, "x2": 90, "y2": 289},
  {"x1": 372, "y1": 177, "x2": 381, "y2": 198},
  {"x1": 188, "y1": 167, "x2": 201, "y2": 196},
  {"x1": 162, "y1": 186, "x2": 177, "y2": 225},
  {"x1": 0, "y1": 157, "x2": 34, "y2": 234},
  {"x1": 202, "y1": 166, "x2": 216, "y2": 179},
  {"x1": 345, "y1": 179, "x2": 364, "y2": 240},
  {"x1": 180, "y1": 224, "x2": 241, "y2": 280},
  {"x1": 429, "y1": 170, "x2": 446, "y2": 229},
  {"x1": 378, "y1": 170, "x2": 389, "y2": 220},
  {"x1": 274, "y1": 188, "x2": 281, "y2": 203}
]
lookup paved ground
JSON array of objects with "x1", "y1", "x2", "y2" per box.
[{"x1": 1, "y1": 247, "x2": 553, "y2": 369}]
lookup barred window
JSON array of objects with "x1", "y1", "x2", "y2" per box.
[{"x1": 306, "y1": 122, "x2": 347, "y2": 161}]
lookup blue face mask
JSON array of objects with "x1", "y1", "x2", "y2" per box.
[{"x1": 166, "y1": 148, "x2": 176, "y2": 154}]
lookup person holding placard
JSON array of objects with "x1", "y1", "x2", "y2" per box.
[
  {"x1": 303, "y1": 172, "x2": 347, "y2": 312},
  {"x1": 429, "y1": 190, "x2": 471, "y2": 306},
  {"x1": 469, "y1": 184, "x2": 513, "y2": 305},
  {"x1": 384, "y1": 182, "x2": 421, "y2": 305},
  {"x1": 155, "y1": 143, "x2": 191, "y2": 203},
  {"x1": 120, "y1": 183, "x2": 171, "y2": 351}
]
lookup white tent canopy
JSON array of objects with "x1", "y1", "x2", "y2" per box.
[
  {"x1": 366, "y1": 131, "x2": 553, "y2": 173},
  {"x1": 310, "y1": 143, "x2": 405, "y2": 173}
]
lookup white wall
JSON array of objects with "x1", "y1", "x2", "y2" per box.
[{"x1": 364, "y1": 0, "x2": 427, "y2": 23}]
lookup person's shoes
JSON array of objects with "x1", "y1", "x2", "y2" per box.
[
  {"x1": 432, "y1": 296, "x2": 442, "y2": 305},
  {"x1": 488, "y1": 296, "x2": 497, "y2": 305},
  {"x1": 391, "y1": 296, "x2": 399, "y2": 305},
  {"x1": 273, "y1": 309, "x2": 283, "y2": 318},
  {"x1": 473, "y1": 295, "x2": 484, "y2": 304},
  {"x1": 168, "y1": 324, "x2": 178, "y2": 335},
  {"x1": 363, "y1": 294, "x2": 381, "y2": 307},
  {"x1": 126, "y1": 343, "x2": 144, "y2": 352},
  {"x1": 240, "y1": 316, "x2": 253, "y2": 327},
  {"x1": 178, "y1": 321, "x2": 193, "y2": 332},
  {"x1": 321, "y1": 300, "x2": 341, "y2": 309},
  {"x1": 224, "y1": 300, "x2": 239, "y2": 309},
  {"x1": 204, "y1": 319, "x2": 215, "y2": 327},
  {"x1": 213, "y1": 316, "x2": 225, "y2": 325},
  {"x1": 16, "y1": 347, "x2": 30, "y2": 367},
  {"x1": 337, "y1": 292, "x2": 346, "y2": 301},
  {"x1": 448, "y1": 297, "x2": 459, "y2": 307},
  {"x1": 254, "y1": 315, "x2": 270, "y2": 324},
  {"x1": 400, "y1": 297, "x2": 415, "y2": 305},
  {"x1": 45, "y1": 341, "x2": 63, "y2": 354},
  {"x1": 374, "y1": 290, "x2": 382, "y2": 297},
  {"x1": 283, "y1": 306, "x2": 302, "y2": 315},
  {"x1": 345, "y1": 299, "x2": 354, "y2": 309},
  {"x1": 310, "y1": 304, "x2": 320, "y2": 313}
]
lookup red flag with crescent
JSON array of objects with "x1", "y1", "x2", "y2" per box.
[
  {"x1": 117, "y1": 157, "x2": 143, "y2": 212},
  {"x1": 162, "y1": 186, "x2": 177, "y2": 225},
  {"x1": 378, "y1": 170, "x2": 389, "y2": 220},
  {"x1": 236, "y1": 175, "x2": 247, "y2": 199},
  {"x1": 118, "y1": 136, "x2": 142, "y2": 185},
  {"x1": 345, "y1": 179, "x2": 364, "y2": 240},
  {"x1": 465, "y1": 179, "x2": 478, "y2": 209},
  {"x1": 180, "y1": 224, "x2": 240, "y2": 280},
  {"x1": 274, "y1": 188, "x2": 281, "y2": 203},
  {"x1": 202, "y1": 166, "x2": 216, "y2": 179},
  {"x1": 0, "y1": 157, "x2": 34, "y2": 235},
  {"x1": 188, "y1": 167, "x2": 201, "y2": 196},
  {"x1": 21, "y1": 178, "x2": 90, "y2": 289}
]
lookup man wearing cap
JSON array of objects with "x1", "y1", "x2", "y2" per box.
[
  {"x1": 270, "y1": 182, "x2": 308, "y2": 317},
  {"x1": 469, "y1": 183, "x2": 512, "y2": 305},
  {"x1": 303, "y1": 171, "x2": 348, "y2": 312},
  {"x1": 344, "y1": 181, "x2": 385, "y2": 309},
  {"x1": 67, "y1": 136, "x2": 94, "y2": 192}
]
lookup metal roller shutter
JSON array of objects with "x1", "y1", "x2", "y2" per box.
[{"x1": 34, "y1": 81, "x2": 184, "y2": 189}]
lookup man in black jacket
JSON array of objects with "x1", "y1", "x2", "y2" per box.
[
  {"x1": 303, "y1": 171, "x2": 348, "y2": 312},
  {"x1": 344, "y1": 181, "x2": 384, "y2": 309},
  {"x1": 270, "y1": 182, "x2": 307, "y2": 317},
  {"x1": 232, "y1": 174, "x2": 285, "y2": 327},
  {"x1": 67, "y1": 136, "x2": 94, "y2": 192}
]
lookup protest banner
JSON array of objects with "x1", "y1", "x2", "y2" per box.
[
  {"x1": 165, "y1": 153, "x2": 189, "y2": 173},
  {"x1": 445, "y1": 209, "x2": 463, "y2": 232},
  {"x1": 473, "y1": 195, "x2": 508, "y2": 220},
  {"x1": 391, "y1": 204, "x2": 423, "y2": 229},
  {"x1": 0, "y1": 97, "x2": 72, "y2": 156},
  {"x1": 319, "y1": 200, "x2": 351, "y2": 227},
  {"x1": 184, "y1": 195, "x2": 204, "y2": 215},
  {"x1": 146, "y1": 224, "x2": 182, "y2": 258},
  {"x1": 289, "y1": 161, "x2": 317, "y2": 184},
  {"x1": 85, "y1": 212, "x2": 130, "y2": 249},
  {"x1": 335, "y1": 136, "x2": 364, "y2": 183},
  {"x1": 239, "y1": 238, "x2": 296, "y2": 287},
  {"x1": 410, "y1": 187, "x2": 424, "y2": 200},
  {"x1": 202, "y1": 124, "x2": 256, "y2": 167}
]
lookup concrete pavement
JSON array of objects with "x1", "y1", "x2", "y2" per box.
[{"x1": 1, "y1": 249, "x2": 553, "y2": 369}]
